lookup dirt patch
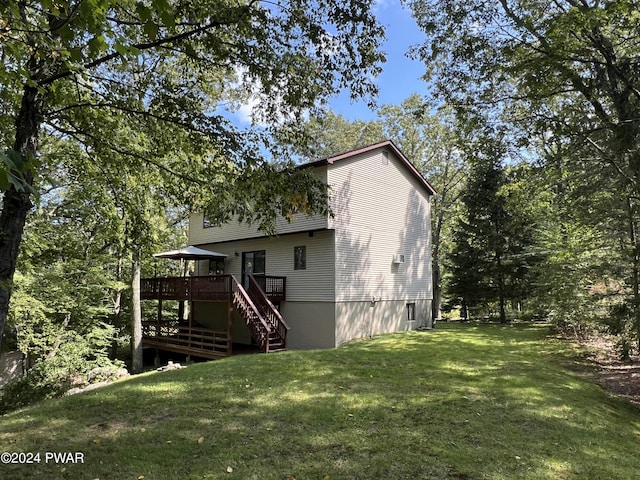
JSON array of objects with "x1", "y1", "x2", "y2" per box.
[{"x1": 578, "y1": 334, "x2": 640, "y2": 405}]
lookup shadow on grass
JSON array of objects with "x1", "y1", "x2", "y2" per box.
[{"x1": 1, "y1": 324, "x2": 639, "y2": 480}]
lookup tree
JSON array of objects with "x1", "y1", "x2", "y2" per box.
[
  {"x1": 0, "y1": 0, "x2": 385, "y2": 351},
  {"x1": 285, "y1": 111, "x2": 385, "y2": 160},
  {"x1": 6, "y1": 133, "x2": 185, "y2": 382},
  {"x1": 526, "y1": 138, "x2": 610, "y2": 334},
  {"x1": 448, "y1": 133, "x2": 540, "y2": 323},
  {"x1": 408, "y1": 0, "x2": 640, "y2": 347}
]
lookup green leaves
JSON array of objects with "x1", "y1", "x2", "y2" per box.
[
  {"x1": 0, "y1": 149, "x2": 38, "y2": 197},
  {"x1": 151, "y1": 0, "x2": 175, "y2": 28},
  {"x1": 143, "y1": 20, "x2": 159, "y2": 41},
  {"x1": 113, "y1": 41, "x2": 141, "y2": 58},
  {"x1": 88, "y1": 34, "x2": 108, "y2": 55}
]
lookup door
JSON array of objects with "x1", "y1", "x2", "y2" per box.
[{"x1": 242, "y1": 250, "x2": 266, "y2": 288}]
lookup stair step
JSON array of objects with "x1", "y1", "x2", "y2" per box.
[{"x1": 233, "y1": 276, "x2": 287, "y2": 353}]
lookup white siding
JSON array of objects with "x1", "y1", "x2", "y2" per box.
[
  {"x1": 194, "y1": 230, "x2": 335, "y2": 302},
  {"x1": 189, "y1": 212, "x2": 329, "y2": 245},
  {"x1": 188, "y1": 166, "x2": 330, "y2": 245},
  {"x1": 327, "y1": 149, "x2": 433, "y2": 303}
]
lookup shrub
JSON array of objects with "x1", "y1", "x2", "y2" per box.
[
  {"x1": 0, "y1": 322, "x2": 126, "y2": 414},
  {"x1": 0, "y1": 355, "x2": 126, "y2": 414}
]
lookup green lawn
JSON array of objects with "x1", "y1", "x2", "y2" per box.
[{"x1": 1, "y1": 323, "x2": 639, "y2": 479}]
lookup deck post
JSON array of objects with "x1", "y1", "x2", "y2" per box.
[
  {"x1": 156, "y1": 299, "x2": 163, "y2": 336},
  {"x1": 190, "y1": 300, "x2": 196, "y2": 351},
  {"x1": 227, "y1": 303, "x2": 233, "y2": 356}
]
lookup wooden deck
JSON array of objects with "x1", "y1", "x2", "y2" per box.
[
  {"x1": 140, "y1": 274, "x2": 288, "y2": 359},
  {"x1": 140, "y1": 275, "x2": 286, "y2": 302}
]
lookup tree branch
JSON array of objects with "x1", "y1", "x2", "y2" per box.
[
  {"x1": 39, "y1": 7, "x2": 254, "y2": 87},
  {"x1": 45, "y1": 122, "x2": 208, "y2": 187},
  {"x1": 48, "y1": 101, "x2": 221, "y2": 137}
]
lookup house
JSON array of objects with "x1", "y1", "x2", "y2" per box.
[{"x1": 141, "y1": 140, "x2": 435, "y2": 358}]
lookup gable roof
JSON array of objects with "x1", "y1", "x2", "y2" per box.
[{"x1": 301, "y1": 140, "x2": 437, "y2": 196}]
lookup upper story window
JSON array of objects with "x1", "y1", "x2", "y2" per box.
[
  {"x1": 294, "y1": 246, "x2": 306, "y2": 270},
  {"x1": 203, "y1": 216, "x2": 212, "y2": 228}
]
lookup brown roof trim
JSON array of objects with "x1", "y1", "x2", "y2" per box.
[{"x1": 300, "y1": 140, "x2": 437, "y2": 196}]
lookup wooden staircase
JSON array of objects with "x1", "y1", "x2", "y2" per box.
[{"x1": 230, "y1": 275, "x2": 288, "y2": 352}]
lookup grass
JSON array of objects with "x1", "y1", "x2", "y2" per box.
[{"x1": 1, "y1": 323, "x2": 639, "y2": 480}]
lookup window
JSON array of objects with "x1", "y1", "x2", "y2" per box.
[
  {"x1": 209, "y1": 258, "x2": 225, "y2": 275},
  {"x1": 407, "y1": 303, "x2": 416, "y2": 322},
  {"x1": 203, "y1": 216, "x2": 212, "y2": 228},
  {"x1": 294, "y1": 246, "x2": 306, "y2": 270}
]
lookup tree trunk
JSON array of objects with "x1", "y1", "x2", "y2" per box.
[
  {"x1": 0, "y1": 83, "x2": 43, "y2": 353},
  {"x1": 497, "y1": 254, "x2": 507, "y2": 324},
  {"x1": 46, "y1": 313, "x2": 72, "y2": 360},
  {"x1": 432, "y1": 262, "x2": 442, "y2": 322},
  {"x1": 431, "y1": 189, "x2": 448, "y2": 323},
  {"x1": 111, "y1": 255, "x2": 124, "y2": 358},
  {"x1": 499, "y1": 291, "x2": 507, "y2": 324},
  {"x1": 131, "y1": 252, "x2": 143, "y2": 374},
  {"x1": 626, "y1": 197, "x2": 640, "y2": 351}
]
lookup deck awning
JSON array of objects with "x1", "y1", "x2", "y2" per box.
[{"x1": 153, "y1": 246, "x2": 228, "y2": 260}]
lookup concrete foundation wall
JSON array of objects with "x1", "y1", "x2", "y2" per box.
[
  {"x1": 280, "y1": 301, "x2": 336, "y2": 350},
  {"x1": 190, "y1": 297, "x2": 432, "y2": 352},
  {"x1": 335, "y1": 299, "x2": 432, "y2": 346},
  {"x1": 192, "y1": 300, "x2": 336, "y2": 349}
]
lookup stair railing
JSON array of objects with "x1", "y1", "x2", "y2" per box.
[
  {"x1": 247, "y1": 275, "x2": 289, "y2": 349},
  {"x1": 229, "y1": 275, "x2": 271, "y2": 351}
]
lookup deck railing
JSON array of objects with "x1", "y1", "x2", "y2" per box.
[
  {"x1": 230, "y1": 275, "x2": 271, "y2": 350},
  {"x1": 252, "y1": 275, "x2": 287, "y2": 303},
  {"x1": 141, "y1": 275, "x2": 285, "y2": 302},
  {"x1": 141, "y1": 321, "x2": 230, "y2": 359}
]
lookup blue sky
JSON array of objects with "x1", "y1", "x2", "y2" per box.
[{"x1": 327, "y1": 0, "x2": 429, "y2": 121}]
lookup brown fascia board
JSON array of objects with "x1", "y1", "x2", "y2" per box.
[{"x1": 298, "y1": 139, "x2": 437, "y2": 196}]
